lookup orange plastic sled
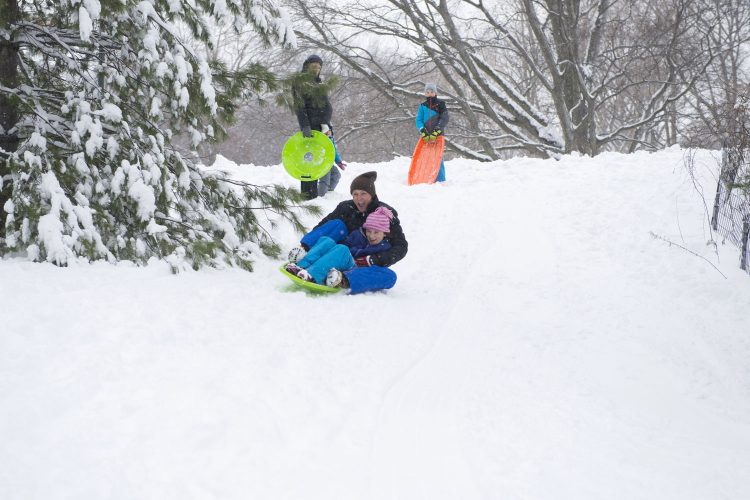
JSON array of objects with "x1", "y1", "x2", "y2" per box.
[{"x1": 407, "y1": 135, "x2": 445, "y2": 185}]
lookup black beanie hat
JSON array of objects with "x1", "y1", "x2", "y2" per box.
[
  {"x1": 350, "y1": 171, "x2": 377, "y2": 198},
  {"x1": 304, "y1": 54, "x2": 323, "y2": 67}
]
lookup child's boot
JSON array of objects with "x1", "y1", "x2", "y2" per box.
[
  {"x1": 325, "y1": 268, "x2": 349, "y2": 288},
  {"x1": 285, "y1": 262, "x2": 302, "y2": 275},
  {"x1": 287, "y1": 246, "x2": 307, "y2": 263},
  {"x1": 296, "y1": 269, "x2": 315, "y2": 282}
]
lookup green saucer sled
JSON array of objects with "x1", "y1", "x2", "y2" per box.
[
  {"x1": 281, "y1": 131, "x2": 336, "y2": 181},
  {"x1": 279, "y1": 265, "x2": 341, "y2": 293}
]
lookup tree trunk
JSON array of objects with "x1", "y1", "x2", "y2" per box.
[
  {"x1": 545, "y1": 0, "x2": 597, "y2": 155},
  {"x1": 522, "y1": 0, "x2": 598, "y2": 156},
  {"x1": 0, "y1": 0, "x2": 19, "y2": 151},
  {"x1": 0, "y1": 0, "x2": 19, "y2": 234}
]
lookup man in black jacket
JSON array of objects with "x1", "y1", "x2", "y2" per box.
[
  {"x1": 292, "y1": 54, "x2": 333, "y2": 200},
  {"x1": 288, "y1": 171, "x2": 408, "y2": 293}
]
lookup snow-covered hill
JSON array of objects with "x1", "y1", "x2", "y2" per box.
[{"x1": 2, "y1": 148, "x2": 749, "y2": 500}]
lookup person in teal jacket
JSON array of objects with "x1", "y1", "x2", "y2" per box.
[{"x1": 415, "y1": 82, "x2": 449, "y2": 182}]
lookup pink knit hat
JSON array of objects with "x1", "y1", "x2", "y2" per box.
[{"x1": 363, "y1": 206, "x2": 393, "y2": 233}]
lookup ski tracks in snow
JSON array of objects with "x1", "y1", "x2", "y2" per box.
[
  {"x1": 366, "y1": 175, "x2": 530, "y2": 500},
  {"x1": 368, "y1": 254, "x2": 489, "y2": 500}
]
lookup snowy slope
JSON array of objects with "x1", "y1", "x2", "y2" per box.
[{"x1": 1, "y1": 147, "x2": 749, "y2": 500}]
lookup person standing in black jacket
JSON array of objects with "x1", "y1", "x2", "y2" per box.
[{"x1": 292, "y1": 54, "x2": 333, "y2": 199}]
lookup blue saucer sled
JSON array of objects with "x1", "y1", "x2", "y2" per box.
[
  {"x1": 279, "y1": 265, "x2": 341, "y2": 293},
  {"x1": 281, "y1": 131, "x2": 336, "y2": 181}
]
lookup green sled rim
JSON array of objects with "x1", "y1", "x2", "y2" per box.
[
  {"x1": 279, "y1": 265, "x2": 342, "y2": 293},
  {"x1": 281, "y1": 131, "x2": 336, "y2": 181}
]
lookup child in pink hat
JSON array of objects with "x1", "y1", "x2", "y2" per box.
[{"x1": 362, "y1": 206, "x2": 392, "y2": 234}]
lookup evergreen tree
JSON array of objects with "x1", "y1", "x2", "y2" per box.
[
  {"x1": 0, "y1": 0, "x2": 318, "y2": 270},
  {"x1": 276, "y1": 70, "x2": 339, "y2": 114}
]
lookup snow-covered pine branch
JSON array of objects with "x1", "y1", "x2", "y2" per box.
[{"x1": 1, "y1": 0, "x2": 318, "y2": 270}]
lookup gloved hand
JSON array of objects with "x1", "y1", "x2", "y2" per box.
[
  {"x1": 336, "y1": 160, "x2": 347, "y2": 170},
  {"x1": 302, "y1": 126, "x2": 312, "y2": 138},
  {"x1": 432, "y1": 128, "x2": 443, "y2": 136},
  {"x1": 321, "y1": 124, "x2": 330, "y2": 135},
  {"x1": 420, "y1": 127, "x2": 429, "y2": 139},
  {"x1": 355, "y1": 255, "x2": 373, "y2": 267}
]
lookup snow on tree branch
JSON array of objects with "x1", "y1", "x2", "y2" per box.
[{"x1": 1, "y1": 0, "x2": 313, "y2": 269}]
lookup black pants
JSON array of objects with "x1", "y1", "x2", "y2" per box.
[
  {"x1": 300, "y1": 123, "x2": 322, "y2": 199},
  {"x1": 300, "y1": 180, "x2": 318, "y2": 200}
]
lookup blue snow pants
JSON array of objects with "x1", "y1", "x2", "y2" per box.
[
  {"x1": 298, "y1": 236, "x2": 355, "y2": 284},
  {"x1": 301, "y1": 219, "x2": 349, "y2": 249},
  {"x1": 345, "y1": 266, "x2": 397, "y2": 294},
  {"x1": 436, "y1": 160, "x2": 446, "y2": 182},
  {"x1": 299, "y1": 219, "x2": 398, "y2": 293}
]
